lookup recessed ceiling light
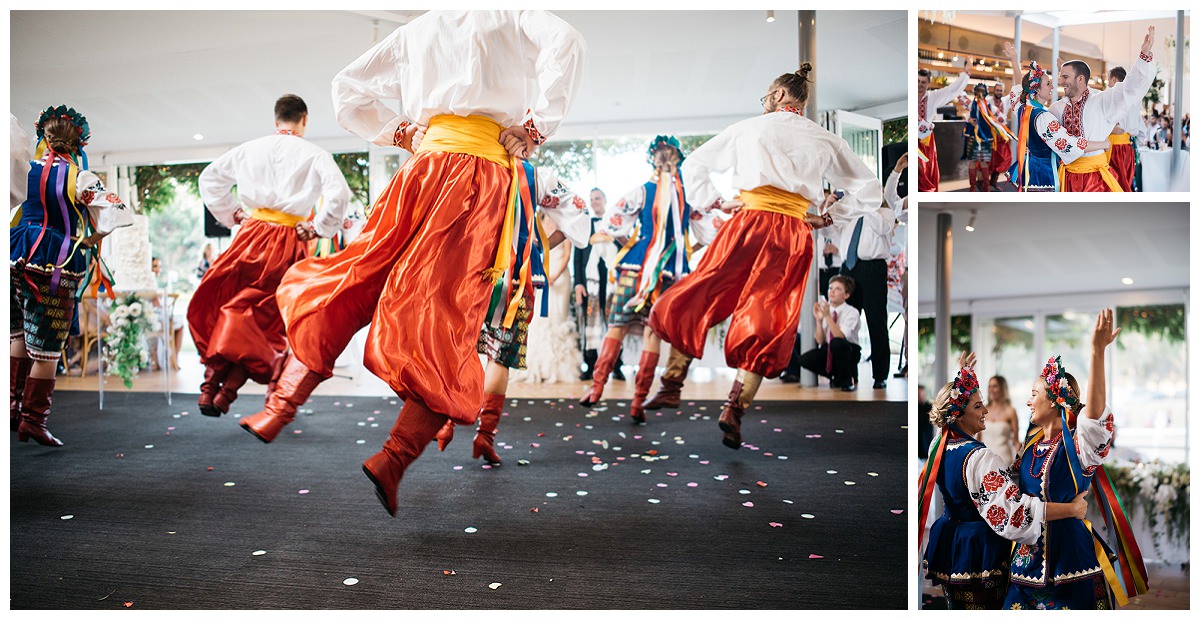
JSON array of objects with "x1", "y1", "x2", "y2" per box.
[
  {"x1": 964, "y1": 209, "x2": 977, "y2": 232},
  {"x1": 193, "y1": 133, "x2": 205, "y2": 141},
  {"x1": 766, "y1": 10, "x2": 775, "y2": 23},
  {"x1": 1121, "y1": 277, "x2": 1134, "y2": 285}
]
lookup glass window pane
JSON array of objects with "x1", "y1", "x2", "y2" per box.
[
  {"x1": 976, "y1": 316, "x2": 1036, "y2": 433},
  {"x1": 1111, "y1": 304, "x2": 1188, "y2": 463}
]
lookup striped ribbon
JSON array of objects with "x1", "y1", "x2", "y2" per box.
[
  {"x1": 917, "y1": 423, "x2": 970, "y2": 552},
  {"x1": 484, "y1": 159, "x2": 546, "y2": 329}
]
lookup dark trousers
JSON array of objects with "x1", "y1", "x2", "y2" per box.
[
  {"x1": 844, "y1": 258, "x2": 890, "y2": 383},
  {"x1": 797, "y1": 337, "x2": 861, "y2": 388}
]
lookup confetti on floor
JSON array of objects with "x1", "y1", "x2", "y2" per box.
[
  {"x1": 464, "y1": 527, "x2": 478, "y2": 533},
  {"x1": 489, "y1": 583, "x2": 502, "y2": 590},
  {"x1": 343, "y1": 578, "x2": 359, "y2": 586},
  {"x1": 252, "y1": 550, "x2": 266, "y2": 556}
]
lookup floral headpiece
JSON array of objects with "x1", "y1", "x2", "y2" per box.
[
  {"x1": 946, "y1": 366, "x2": 980, "y2": 417},
  {"x1": 646, "y1": 135, "x2": 684, "y2": 166},
  {"x1": 1041, "y1": 356, "x2": 1078, "y2": 409},
  {"x1": 1027, "y1": 61, "x2": 1045, "y2": 94},
  {"x1": 35, "y1": 105, "x2": 90, "y2": 146}
]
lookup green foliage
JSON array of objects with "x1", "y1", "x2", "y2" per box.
[
  {"x1": 917, "y1": 315, "x2": 972, "y2": 357},
  {"x1": 883, "y1": 117, "x2": 908, "y2": 146},
  {"x1": 333, "y1": 152, "x2": 370, "y2": 210},
  {"x1": 134, "y1": 163, "x2": 207, "y2": 215},
  {"x1": 528, "y1": 140, "x2": 593, "y2": 184},
  {"x1": 1116, "y1": 304, "x2": 1186, "y2": 346},
  {"x1": 103, "y1": 294, "x2": 160, "y2": 389}
]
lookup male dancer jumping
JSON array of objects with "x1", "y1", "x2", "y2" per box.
[
  {"x1": 240, "y1": 11, "x2": 584, "y2": 517},
  {"x1": 646, "y1": 64, "x2": 882, "y2": 449},
  {"x1": 190, "y1": 94, "x2": 351, "y2": 417}
]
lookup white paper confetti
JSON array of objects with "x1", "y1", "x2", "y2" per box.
[
  {"x1": 801, "y1": 513, "x2": 815, "y2": 519},
  {"x1": 546, "y1": 492, "x2": 558, "y2": 498},
  {"x1": 60, "y1": 515, "x2": 74, "y2": 520},
  {"x1": 489, "y1": 582, "x2": 502, "y2": 590},
  {"x1": 343, "y1": 578, "x2": 359, "y2": 586},
  {"x1": 647, "y1": 498, "x2": 661, "y2": 504},
  {"x1": 464, "y1": 527, "x2": 478, "y2": 533},
  {"x1": 252, "y1": 550, "x2": 266, "y2": 556}
]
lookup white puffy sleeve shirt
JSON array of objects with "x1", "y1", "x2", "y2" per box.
[
  {"x1": 918, "y1": 72, "x2": 969, "y2": 138},
  {"x1": 76, "y1": 170, "x2": 134, "y2": 235},
  {"x1": 682, "y1": 112, "x2": 883, "y2": 224},
  {"x1": 1048, "y1": 53, "x2": 1156, "y2": 155},
  {"x1": 198, "y1": 135, "x2": 353, "y2": 238},
  {"x1": 331, "y1": 10, "x2": 586, "y2": 146},
  {"x1": 961, "y1": 444, "x2": 1048, "y2": 545},
  {"x1": 535, "y1": 168, "x2": 591, "y2": 249}
]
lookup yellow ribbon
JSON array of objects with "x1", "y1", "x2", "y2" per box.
[
  {"x1": 416, "y1": 114, "x2": 508, "y2": 167},
  {"x1": 739, "y1": 185, "x2": 811, "y2": 219},
  {"x1": 1058, "y1": 152, "x2": 1123, "y2": 192},
  {"x1": 1085, "y1": 519, "x2": 1130, "y2": 607},
  {"x1": 250, "y1": 208, "x2": 306, "y2": 227}
]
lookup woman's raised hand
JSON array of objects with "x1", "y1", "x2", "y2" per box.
[{"x1": 1092, "y1": 308, "x2": 1120, "y2": 352}]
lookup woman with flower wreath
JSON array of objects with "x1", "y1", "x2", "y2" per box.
[
  {"x1": 919, "y1": 353, "x2": 1087, "y2": 609},
  {"x1": 999, "y1": 42, "x2": 1115, "y2": 192},
  {"x1": 10, "y1": 105, "x2": 132, "y2": 446},
  {"x1": 1003, "y1": 309, "x2": 1148, "y2": 609}
]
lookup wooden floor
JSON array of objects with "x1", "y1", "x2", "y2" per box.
[
  {"x1": 56, "y1": 346, "x2": 910, "y2": 403},
  {"x1": 920, "y1": 562, "x2": 1190, "y2": 610}
]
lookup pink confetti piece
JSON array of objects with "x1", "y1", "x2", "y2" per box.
[
  {"x1": 444, "y1": 570, "x2": 457, "y2": 575},
  {"x1": 453, "y1": 465, "x2": 463, "y2": 471},
  {"x1": 666, "y1": 472, "x2": 678, "y2": 477},
  {"x1": 769, "y1": 522, "x2": 783, "y2": 528},
  {"x1": 773, "y1": 428, "x2": 782, "y2": 432},
  {"x1": 808, "y1": 554, "x2": 824, "y2": 559},
  {"x1": 687, "y1": 482, "x2": 699, "y2": 487},
  {"x1": 578, "y1": 473, "x2": 588, "y2": 477},
  {"x1": 656, "y1": 483, "x2": 668, "y2": 488},
  {"x1": 115, "y1": 453, "x2": 124, "y2": 458},
  {"x1": 742, "y1": 501, "x2": 754, "y2": 507},
  {"x1": 530, "y1": 443, "x2": 541, "y2": 448},
  {"x1": 699, "y1": 460, "x2": 710, "y2": 465},
  {"x1": 123, "y1": 602, "x2": 134, "y2": 608},
  {"x1": 298, "y1": 489, "x2": 310, "y2": 495},
  {"x1": 530, "y1": 507, "x2": 539, "y2": 513},
  {"x1": 756, "y1": 481, "x2": 768, "y2": 487},
  {"x1": 891, "y1": 509, "x2": 904, "y2": 515}
]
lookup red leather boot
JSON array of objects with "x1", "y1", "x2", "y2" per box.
[
  {"x1": 579, "y1": 336, "x2": 622, "y2": 406},
  {"x1": 361, "y1": 398, "x2": 447, "y2": 516},
  {"x1": 11, "y1": 356, "x2": 32, "y2": 431},
  {"x1": 240, "y1": 355, "x2": 327, "y2": 443},
  {"x1": 717, "y1": 370, "x2": 763, "y2": 450},
  {"x1": 629, "y1": 349, "x2": 660, "y2": 424},
  {"x1": 212, "y1": 364, "x2": 249, "y2": 414},
  {"x1": 473, "y1": 393, "x2": 506, "y2": 464},
  {"x1": 435, "y1": 420, "x2": 455, "y2": 451},
  {"x1": 17, "y1": 376, "x2": 62, "y2": 447},
  {"x1": 644, "y1": 347, "x2": 691, "y2": 410},
  {"x1": 198, "y1": 359, "x2": 231, "y2": 417}
]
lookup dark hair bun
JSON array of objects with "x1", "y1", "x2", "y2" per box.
[{"x1": 797, "y1": 63, "x2": 813, "y2": 79}]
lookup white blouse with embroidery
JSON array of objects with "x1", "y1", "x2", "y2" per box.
[
  {"x1": 1046, "y1": 53, "x2": 1156, "y2": 155},
  {"x1": 1004, "y1": 85, "x2": 1094, "y2": 164},
  {"x1": 534, "y1": 168, "x2": 591, "y2": 250},
  {"x1": 959, "y1": 443, "x2": 1048, "y2": 546}
]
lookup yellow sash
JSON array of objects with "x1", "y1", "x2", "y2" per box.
[
  {"x1": 250, "y1": 208, "x2": 306, "y2": 227},
  {"x1": 919, "y1": 134, "x2": 932, "y2": 146},
  {"x1": 1058, "y1": 152, "x2": 1123, "y2": 192},
  {"x1": 739, "y1": 185, "x2": 811, "y2": 219},
  {"x1": 1109, "y1": 133, "x2": 1131, "y2": 146},
  {"x1": 416, "y1": 114, "x2": 509, "y2": 167}
]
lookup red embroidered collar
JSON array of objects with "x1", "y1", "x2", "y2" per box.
[
  {"x1": 1062, "y1": 89, "x2": 1088, "y2": 137},
  {"x1": 779, "y1": 106, "x2": 803, "y2": 116},
  {"x1": 275, "y1": 128, "x2": 299, "y2": 136}
]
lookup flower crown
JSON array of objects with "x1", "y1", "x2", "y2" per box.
[
  {"x1": 1042, "y1": 356, "x2": 1078, "y2": 409},
  {"x1": 646, "y1": 135, "x2": 684, "y2": 166},
  {"x1": 1027, "y1": 61, "x2": 1045, "y2": 94},
  {"x1": 35, "y1": 105, "x2": 91, "y2": 146},
  {"x1": 947, "y1": 365, "x2": 980, "y2": 417}
]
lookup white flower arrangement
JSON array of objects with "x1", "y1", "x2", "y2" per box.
[
  {"x1": 103, "y1": 294, "x2": 161, "y2": 388},
  {"x1": 1103, "y1": 459, "x2": 1190, "y2": 560}
]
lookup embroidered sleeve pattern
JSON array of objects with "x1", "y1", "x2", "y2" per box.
[
  {"x1": 523, "y1": 111, "x2": 547, "y2": 146},
  {"x1": 1036, "y1": 114, "x2": 1090, "y2": 164},
  {"x1": 392, "y1": 121, "x2": 412, "y2": 150},
  {"x1": 964, "y1": 447, "x2": 1046, "y2": 545},
  {"x1": 1076, "y1": 406, "x2": 1115, "y2": 474}
]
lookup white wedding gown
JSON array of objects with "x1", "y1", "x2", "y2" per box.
[{"x1": 512, "y1": 243, "x2": 581, "y2": 383}]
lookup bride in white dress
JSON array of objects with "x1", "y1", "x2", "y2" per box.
[{"x1": 512, "y1": 214, "x2": 581, "y2": 383}]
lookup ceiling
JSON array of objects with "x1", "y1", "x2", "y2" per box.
[
  {"x1": 9, "y1": 9, "x2": 907, "y2": 165},
  {"x1": 916, "y1": 202, "x2": 1189, "y2": 305}
]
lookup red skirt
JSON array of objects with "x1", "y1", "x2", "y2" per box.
[
  {"x1": 918, "y1": 136, "x2": 939, "y2": 192},
  {"x1": 648, "y1": 209, "x2": 814, "y2": 378},
  {"x1": 186, "y1": 218, "x2": 308, "y2": 383},
  {"x1": 1062, "y1": 169, "x2": 1118, "y2": 192},
  {"x1": 990, "y1": 139, "x2": 1013, "y2": 177},
  {"x1": 1109, "y1": 143, "x2": 1135, "y2": 192},
  {"x1": 276, "y1": 151, "x2": 510, "y2": 424}
]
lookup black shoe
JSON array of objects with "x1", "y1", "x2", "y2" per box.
[
  {"x1": 841, "y1": 383, "x2": 856, "y2": 392},
  {"x1": 779, "y1": 373, "x2": 799, "y2": 384},
  {"x1": 872, "y1": 380, "x2": 887, "y2": 390},
  {"x1": 580, "y1": 369, "x2": 594, "y2": 381}
]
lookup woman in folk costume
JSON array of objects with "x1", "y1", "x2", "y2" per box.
[
  {"x1": 645, "y1": 65, "x2": 881, "y2": 450},
  {"x1": 999, "y1": 42, "x2": 1111, "y2": 192},
  {"x1": 1004, "y1": 309, "x2": 1148, "y2": 609},
  {"x1": 577, "y1": 135, "x2": 712, "y2": 425},
  {"x1": 10, "y1": 106, "x2": 133, "y2": 445},
  {"x1": 963, "y1": 83, "x2": 1014, "y2": 192},
  {"x1": 432, "y1": 170, "x2": 591, "y2": 465},
  {"x1": 919, "y1": 354, "x2": 1087, "y2": 609},
  {"x1": 239, "y1": 11, "x2": 584, "y2": 517},
  {"x1": 190, "y1": 94, "x2": 353, "y2": 418}
]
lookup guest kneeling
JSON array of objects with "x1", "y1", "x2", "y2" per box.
[{"x1": 796, "y1": 275, "x2": 861, "y2": 391}]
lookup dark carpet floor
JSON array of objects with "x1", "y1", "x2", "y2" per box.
[{"x1": 9, "y1": 390, "x2": 906, "y2": 609}]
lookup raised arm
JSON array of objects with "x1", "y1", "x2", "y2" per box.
[
  {"x1": 1097, "y1": 27, "x2": 1157, "y2": 125},
  {"x1": 1087, "y1": 308, "x2": 1120, "y2": 419}
]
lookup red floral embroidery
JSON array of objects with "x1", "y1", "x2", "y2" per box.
[
  {"x1": 1005, "y1": 484, "x2": 1020, "y2": 501},
  {"x1": 982, "y1": 471, "x2": 1005, "y2": 492},
  {"x1": 571, "y1": 195, "x2": 585, "y2": 211},
  {"x1": 609, "y1": 214, "x2": 623, "y2": 226},
  {"x1": 713, "y1": 218, "x2": 724, "y2": 230},
  {"x1": 1099, "y1": 444, "x2": 1110, "y2": 459},
  {"x1": 615, "y1": 198, "x2": 626, "y2": 210},
  {"x1": 540, "y1": 195, "x2": 560, "y2": 209},
  {"x1": 1055, "y1": 138, "x2": 1068, "y2": 151},
  {"x1": 342, "y1": 219, "x2": 354, "y2": 230},
  {"x1": 80, "y1": 190, "x2": 95, "y2": 204},
  {"x1": 1076, "y1": 138, "x2": 1089, "y2": 150},
  {"x1": 986, "y1": 505, "x2": 1006, "y2": 527},
  {"x1": 1010, "y1": 506, "x2": 1026, "y2": 527},
  {"x1": 105, "y1": 193, "x2": 121, "y2": 204},
  {"x1": 1140, "y1": 51, "x2": 1153, "y2": 62},
  {"x1": 523, "y1": 115, "x2": 546, "y2": 146},
  {"x1": 1104, "y1": 416, "x2": 1114, "y2": 433},
  {"x1": 1084, "y1": 465, "x2": 1100, "y2": 476},
  {"x1": 1047, "y1": 120, "x2": 1062, "y2": 133},
  {"x1": 689, "y1": 211, "x2": 702, "y2": 221}
]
